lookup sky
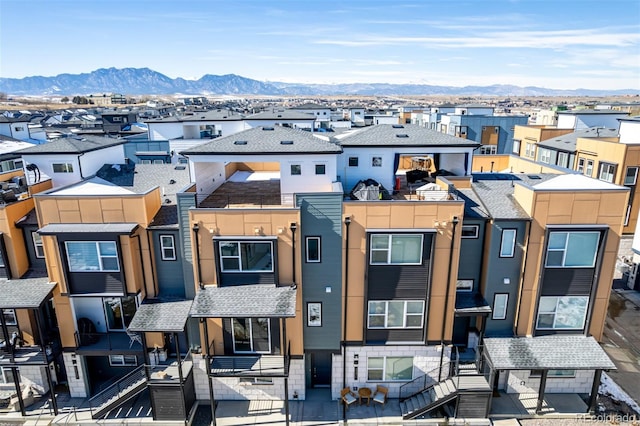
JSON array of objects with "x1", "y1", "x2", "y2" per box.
[{"x1": 1, "y1": 0, "x2": 639, "y2": 90}]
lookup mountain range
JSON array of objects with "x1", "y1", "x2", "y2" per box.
[{"x1": 0, "y1": 67, "x2": 636, "y2": 97}]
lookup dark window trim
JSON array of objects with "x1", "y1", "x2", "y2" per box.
[
  {"x1": 348, "y1": 157, "x2": 359, "y2": 167},
  {"x1": 461, "y1": 225, "x2": 479, "y2": 239},
  {"x1": 305, "y1": 236, "x2": 321, "y2": 263},
  {"x1": 456, "y1": 279, "x2": 474, "y2": 292},
  {"x1": 499, "y1": 229, "x2": 517, "y2": 258},
  {"x1": 492, "y1": 293, "x2": 509, "y2": 320}
]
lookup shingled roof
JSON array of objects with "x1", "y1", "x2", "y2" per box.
[
  {"x1": 16, "y1": 135, "x2": 125, "y2": 154},
  {"x1": 190, "y1": 285, "x2": 297, "y2": 318},
  {"x1": 338, "y1": 124, "x2": 480, "y2": 147}
]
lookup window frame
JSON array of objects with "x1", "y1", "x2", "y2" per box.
[
  {"x1": 290, "y1": 164, "x2": 301, "y2": 176},
  {"x1": 232, "y1": 317, "x2": 271, "y2": 354},
  {"x1": 499, "y1": 229, "x2": 517, "y2": 258},
  {"x1": 367, "y1": 300, "x2": 425, "y2": 329},
  {"x1": 492, "y1": 294, "x2": 509, "y2": 320},
  {"x1": 218, "y1": 240, "x2": 274, "y2": 273},
  {"x1": 315, "y1": 164, "x2": 326, "y2": 175},
  {"x1": 577, "y1": 158, "x2": 585, "y2": 174},
  {"x1": 456, "y1": 279, "x2": 474, "y2": 292},
  {"x1": 624, "y1": 166, "x2": 638, "y2": 186},
  {"x1": 479, "y1": 145, "x2": 497, "y2": 155},
  {"x1": 109, "y1": 355, "x2": 137, "y2": 367},
  {"x1": 530, "y1": 369, "x2": 576, "y2": 378},
  {"x1": 536, "y1": 296, "x2": 588, "y2": 330},
  {"x1": 159, "y1": 235, "x2": 176, "y2": 261},
  {"x1": 348, "y1": 157, "x2": 359, "y2": 167},
  {"x1": 598, "y1": 162, "x2": 616, "y2": 183},
  {"x1": 305, "y1": 236, "x2": 321, "y2": 263},
  {"x1": 369, "y1": 234, "x2": 423, "y2": 265},
  {"x1": 461, "y1": 225, "x2": 479, "y2": 239},
  {"x1": 65, "y1": 241, "x2": 120, "y2": 272},
  {"x1": 32, "y1": 231, "x2": 45, "y2": 258},
  {"x1": 367, "y1": 356, "x2": 414, "y2": 381},
  {"x1": 585, "y1": 159, "x2": 594, "y2": 177},
  {"x1": 307, "y1": 302, "x2": 322, "y2": 327},
  {"x1": 1, "y1": 309, "x2": 17, "y2": 326},
  {"x1": 539, "y1": 148, "x2": 551, "y2": 164},
  {"x1": 545, "y1": 231, "x2": 600, "y2": 268},
  {"x1": 371, "y1": 156, "x2": 382, "y2": 167},
  {"x1": 557, "y1": 152, "x2": 569, "y2": 168},
  {"x1": 52, "y1": 163, "x2": 74, "y2": 173},
  {"x1": 513, "y1": 139, "x2": 521, "y2": 155}
]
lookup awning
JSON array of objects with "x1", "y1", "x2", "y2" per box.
[
  {"x1": 483, "y1": 336, "x2": 616, "y2": 370},
  {"x1": 0, "y1": 278, "x2": 56, "y2": 309},
  {"x1": 190, "y1": 285, "x2": 296, "y2": 318},
  {"x1": 38, "y1": 223, "x2": 139, "y2": 235},
  {"x1": 128, "y1": 300, "x2": 193, "y2": 332},
  {"x1": 455, "y1": 292, "x2": 492, "y2": 316}
]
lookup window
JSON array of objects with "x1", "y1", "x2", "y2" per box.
[
  {"x1": 599, "y1": 163, "x2": 616, "y2": 183},
  {"x1": 370, "y1": 234, "x2": 422, "y2": 265},
  {"x1": 492, "y1": 294, "x2": 508, "y2": 320},
  {"x1": 0, "y1": 159, "x2": 22, "y2": 173},
  {"x1": 530, "y1": 369, "x2": 576, "y2": 378},
  {"x1": 290, "y1": 164, "x2": 301, "y2": 175},
  {"x1": 103, "y1": 296, "x2": 137, "y2": 331},
  {"x1": 461, "y1": 225, "x2": 479, "y2": 239},
  {"x1": 585, "y1": 159, "x2": 594, "y2": 177},
  {"x1": 232, "y1": 318, "x2": 270, "y2": 353},
  {"x1": 1, "y1": 309, "x2": 16, "y2": 325},
  {"x1": 539, "y1": 148, "x2": 551, "y2": 164},
  {"x1": 372, "y1": 156, "x2": 382, "y2": 167},
  {"x1": 240, "y1": 377, "x2": 273, "y2": 385},
  {"x1": 367, "y1": 356, "x2": 413, "y2": 381},
  {"x1": 32, "y1": 232, "x2": 45, "y2": 258},
  {"x1": 479, "y1": 145, "x2": 497, "y2": 155},
  {"x1": 315, "y1": 164, "x2": 326, "y2": 175},
  {"x1": 545, "y1": 231, "x2": 599, "y2": 268},
  {"x1": 65, "y1": 241, "x2": 119, "y2": 272},
  {"x1": 624, "y1": 167, "x2": 638, "y2": 185},
  {"x1": 536, "y1": 296, "x2": 588, "y2": 330},
  {"x1": 305, "y1": 236, "x2": 321, "y2": 263},
  {"x1": 513, "y1": 140, "x2": 521, "y2": 155},
  {"x1": 140, "y1": 159, "x2": 152, "y2": 165},
  {"x1": 52, "y1": 163, "x2": 74, "y2": 173},
  {"x1": 557, "y1": 152, "x2": 569, "y2": 168},
  {"x1": 577, "y1": 158, "x2": 585, "y2": 173},
  {"x1": 153, "y1": 159, "x2": 164, "y2": 164},
  {"x1": 500, "y1": 229, "x2": 516, "y2": 258},
  {"x1": 368, "y1": 300, "x2": 424, "y2": 328},
  {"x1": 456, "y1": 279, "x2": 473, "y2": 292},
  {"x1": 14, "y1": 126, "x2": 25, "y2": 132},
  {"x1": 348, "y1": 157, "x2": 359, "y2": 167},
  {"x1": 109, "y1": 355, "x2": 137, "y2": 366},
  {"x1": 219, "y1": 241, "x2": 273, "y2": 272},
  {"x1": 525, "y1": 143, "x2": 536, "y2": 159},
  {"x1": 160, "y1": 235, "x2": 176, "y2": 261},
  {"x1": 307, "y1": 302, "x2": 322, "y2": 327},
  {"x1": 1, "y1": 367, "x2": 19, "y2": 384},
  {"x1": 112, "y1": 116, "x2": 123, "y2": 123}
]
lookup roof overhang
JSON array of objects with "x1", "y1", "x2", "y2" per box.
[
  {"x1": 128, "y1": 300, "x2": 193, "y2": 332},
  {"x1": 190, "y1": 285, "x2": 296, "y2": 318},
  {"x1": 0, "y1": 279, "x2": 56, "y2": 309},
  {"x1": 38, "y1": 223, "x2": 139, "y2": 236},
  {"x1": 455, "y1": 293, "x2": 492, "y2": 316},
  {"x1": 483, "y1": 336, "x2": 616, "y2": 370}
]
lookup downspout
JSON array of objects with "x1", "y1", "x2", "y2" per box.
[
  {"x1": 146, "y1": 229, "x2": 159, "y2": 297},
  {"x1": 513, "y1": 220, "x2": 532, "y2": 335},
  {"x1": 439, "y1": 216, "x2": 459, "y2": 381},
  {"x1": 342, "y1": 216, "x2": 351, "y2": 423},
  {"x1": 192, "y1": 224, "x2": 203, "y2": 289},
  {"x1": 77, "y1": 153, "x2": 84, "y2": 179},
  {"x1": 290, "y1": 222, "x2": 297, "y2": 286}
]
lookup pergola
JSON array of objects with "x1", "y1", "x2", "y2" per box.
[
  {"x1": 483, "y1": 335, "x2": 616, "y2": 414},
  {"x1": 0, "y1": 279, "x2": 58, "y2": 416},
  {"x1": 190, "y1": 284, "x2": 297, "y2": 426}
]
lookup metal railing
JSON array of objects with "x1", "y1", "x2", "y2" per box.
[
  {"x1": 399, "y1": 347, "x2": 460, "y2": 401},
  {"x1": 145, "y1": 351, "x2": 192, "y2": 381},
  {"x1": 74, "y1": 331, "x2": 143, "y2": 351},
  {"x1": 198, "y1": 193, "x2": 295, "y2": 208},
  {"x1": 88, "y1": 365, "x2": 146, "y2": 416},
  {"x1": 207, "y1": 339, "x2": 289, "y2": 377}
]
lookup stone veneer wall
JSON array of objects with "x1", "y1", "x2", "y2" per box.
[
  {"x1": 331, "y1": 345, "x2": 449, "y2": 400},
  {"x1": 506, "y1": 370, "x2": 595, "y2": 394},
  {"x1": 63, "y1": 352, "x2": 90, "y2": 398},
  {"x1": 193, "y1": 356, "x2": 306, "y2": 401}
]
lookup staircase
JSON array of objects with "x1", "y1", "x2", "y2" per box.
[
  {"x1": 400, "y1": 377, "x2": 459, "y2": 419},
  {"x1": 89, "y1": 365, "x2": 147, "y2": 419}
]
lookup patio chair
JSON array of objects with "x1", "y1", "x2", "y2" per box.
[
  {"x1": 372, "y1": 385, "x2": 388, "y2": 409},
  {"x1": 126, "y1": 329, "x2": 142, "y2": 348},
  {"x1": 341, "y1": 387, "x2": 357, "y2": 409}
]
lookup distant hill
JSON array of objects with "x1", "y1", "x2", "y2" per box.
[{"x1": 0, "y1": 67, "x2": 636, "y2": 97}]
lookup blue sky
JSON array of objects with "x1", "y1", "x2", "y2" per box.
[{"x1": 1, "y1": 0, "x2": 639, "y2": 90}]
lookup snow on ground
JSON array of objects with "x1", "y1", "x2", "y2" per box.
[{"x1": 600, "y1": 372, "x2": 640, "y2": 415}]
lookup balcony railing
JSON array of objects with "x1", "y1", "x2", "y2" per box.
[
  {"x1": 146, "y1": 351, "x2": 193, "y2": 383},
  {"x1": 74, "y1": 331, "x2": 143, "y2": 352},
  {"x1": 206, "y1": 340, "x2": 291, "y2": 378}
]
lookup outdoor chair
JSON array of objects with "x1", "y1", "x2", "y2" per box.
[
  {"x1": 372, "y1": 385, "x2": 388, "y2": 409},
  {"x1": 126, "y1": 329, "x2": 142, "y2": 348},
  {"x1": 341, "y1": 387, "x2": 357, "y2": 409}
]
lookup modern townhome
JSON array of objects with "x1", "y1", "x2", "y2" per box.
[
  {"x1": 556, "y1": 109, "x2": 629, "y2": 130},
  {"x1": 144, "y1": 109, "x2": 246, "y2": 141},
  {"x1": 0, "y1": 116, "x2": 47, "y2": 144},
  {"x1": 30, "y1": 162, "x2": 191, "y2": 420},
  {"x1": 243, "y1": 109, "x2": 317, "y2": 130}
]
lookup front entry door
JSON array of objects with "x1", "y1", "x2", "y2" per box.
[{"x1": 311, "y1": 352, "x2": 331, "y2": 387}]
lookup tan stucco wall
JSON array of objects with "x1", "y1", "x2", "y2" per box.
[
  {"x1": 343, "y1": 201, "x2": 464, "y2": 343},
  {"x1": 513, "y1": 187, "x2": 628, "y2": 340},
  {"x1": 0, "y1": 199, "x2": 36, "y2": 277}
]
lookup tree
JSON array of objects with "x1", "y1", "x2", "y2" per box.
[{"x1": 61, "y1": 96, "x2": 69, "y2": 103}]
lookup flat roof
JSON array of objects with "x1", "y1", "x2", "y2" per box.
[
  {"x1": 39, "y1": 223, "x2": 139, "y2": 235},
  {"x1": 484, "y1": 336, "x2": 616, "y2": 370},
  {"x1": 190, "y1": 285, "x2": 296, "y2": 318},
  {"x1": 0, "y1": 279, "x2": 56, "y2": 309},
  {"x1": 128, "y1": 300, "x2": 193, "y2": 332}
]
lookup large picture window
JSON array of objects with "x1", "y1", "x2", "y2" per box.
[
  {"x1": 545, "y1": 231, "x2": 600, "y2": 268},
  {"x1": 370, "y1": 234, "x2": 423, "y2": 265},
  {"x1": 65, "y1": 241, "x2": 119, "y2": 272},
  {"x1": 367, "y1": 356, "x2": 413, "y2": 381},
  {"x1": 232, "y1": 318, "x2": 270, "y2": 353},
  {"x1": 219, "y1": 241, "x2": 273, "y2": 272},
  {"x1": 368, "y1": 300, "x2": 424, "y2": 328},
  {"x1": 536, "y1": 296, "x2": 588, "y2": 330}
]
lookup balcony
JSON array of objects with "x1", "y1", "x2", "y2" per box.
[
  {"x1": 199, "y1": 179, "x2": 289, "y2": 208},
  {"x1": 0, "y1": 343, "x2": 58, "y2": 366},
  {"x1": 74, "y1": 331, "x2": 143, "y2": 355},
  {"x1": 207, "y1": 341, "x2": 290, "y2": 378}
]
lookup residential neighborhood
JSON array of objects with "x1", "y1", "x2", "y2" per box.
[{"x1": 0, "y1": 95, "x2": 637, "y2": 425}]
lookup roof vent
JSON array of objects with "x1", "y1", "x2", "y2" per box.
[
  {"x1": 263, "y1": 127, "x2": 274, "y2": 131},
  {"x1": 277, "y1": 115, "x2": 282, "y2": 118},
  {"x1": 528, "y1": 175, "x2": 541, "y2": 180},
  {"x1": 174, "y1": 165, "x2": 186, "y2": 170},
  {"x1": 392, "y1": 124, "x2": 404, "y2": 128},
  {"x1": 280, "y1": 140, "x2": 294, "y2": 145},
  {"x1": 169, "y1": 179, "x2": 176, "y2": 184},
  {"x1": 396, "y1": 134, "x2": 409, "y2": 138},
  {"x1": 234, "y1": 140, "x2": 248, "y2": 145}
]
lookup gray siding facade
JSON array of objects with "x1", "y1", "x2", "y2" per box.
[
  {"x1": 296, "y1": 193, "x2": 343, "y2": 351},
  {"x1": 176, "y1": 190, "x2": 199, "y2": 348},
  {"x1": 150, "y1": 230, "x2": 185, "y2": 298},
  {"x1": 458, "y1": 220, "x2": 486, "y2": 291}
]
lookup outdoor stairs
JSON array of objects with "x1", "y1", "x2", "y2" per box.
[
  {"x1": 400, "y1": 378, "x2": 458, "y2": 420},
  {"x1": 457, "y1": 362, "x2": 479, "y2": 375},
  {"x1": 89, "y1": 365, "x2": 148, "y2": 419}
]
